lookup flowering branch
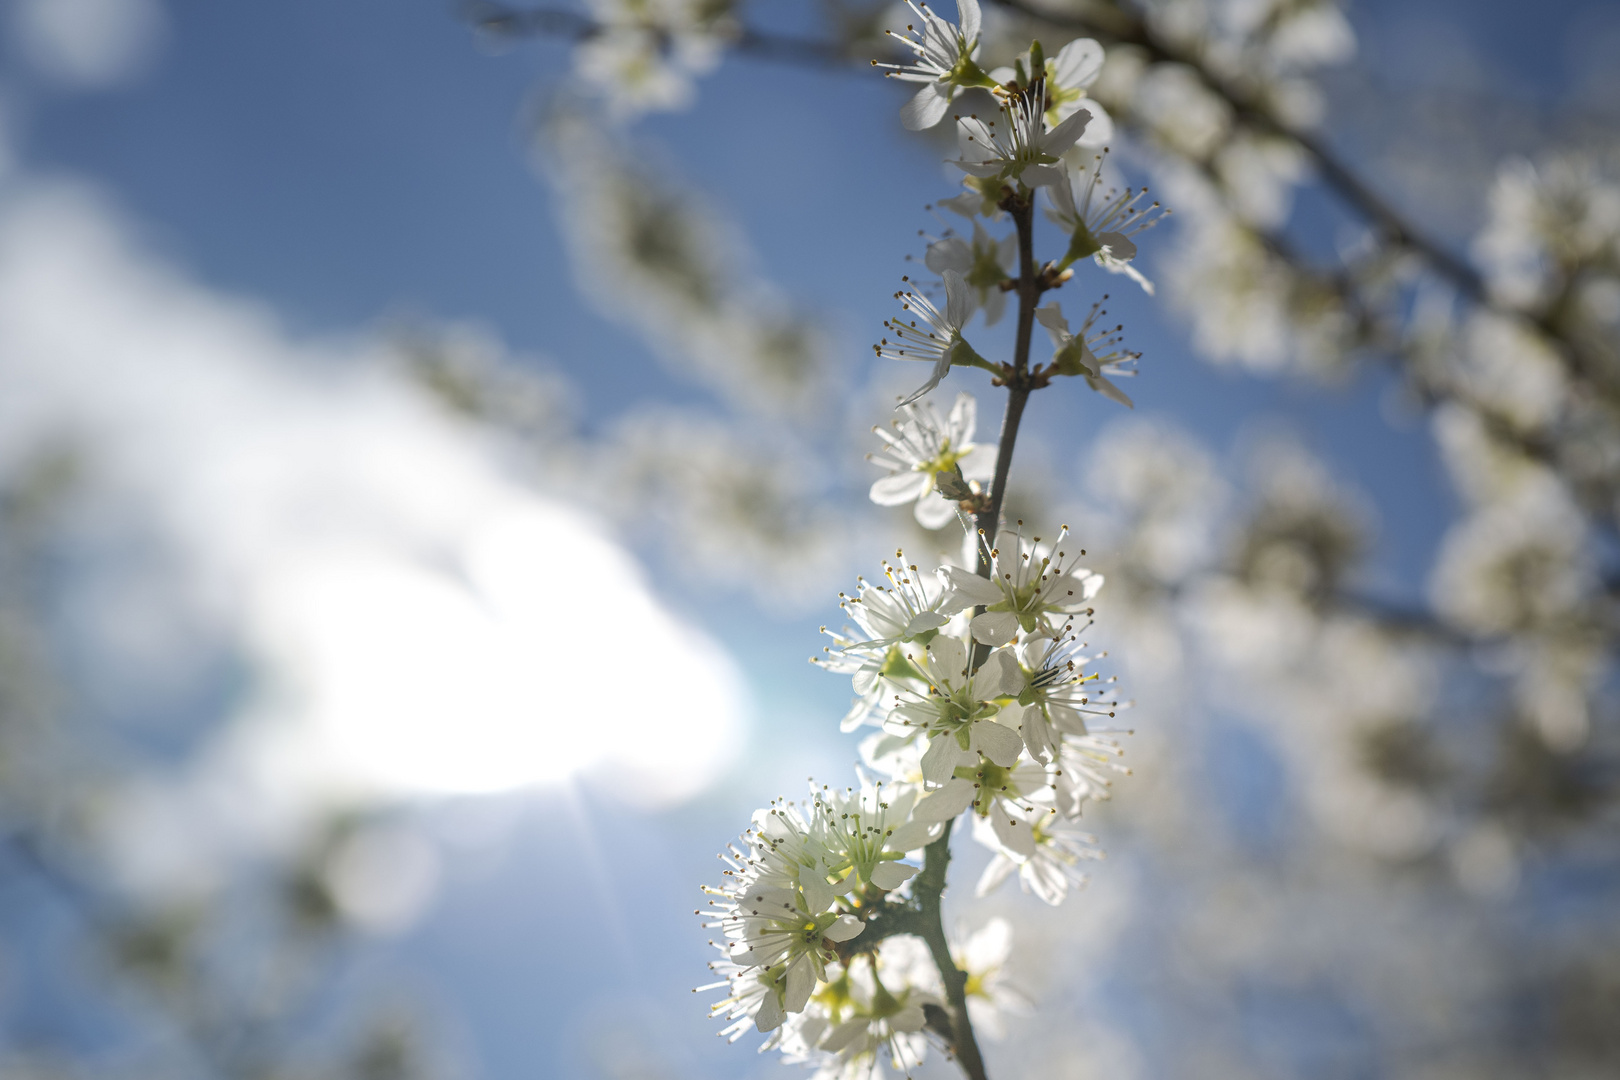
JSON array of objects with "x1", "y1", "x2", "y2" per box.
[{"x1": 700, "y1": 9, "x2": 1145, "y2": 1078}]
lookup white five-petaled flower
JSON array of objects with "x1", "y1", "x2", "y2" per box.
[
  {"x1": 990, "y1": 38, "x2": 1114, "y2": 142},
  {"x1": 814, "y1": 552, "x2": 952, "y2": 732},
  {"x1": 1005, "y1": 629, "x2": 1114, "y2": 763},
  {"x1": 706, "y1": 879, "x2": 864, "y2": 1026},
  {"x1": 868, "y1": 392, "x2": 995, "y2": 528},
  {"x1": 810, "y1": 626, "x2": 899, "y2": 733},
  {"x1": 938, "y1": 175, "x2": 1009, "y2": 221},
  {"x1": 973, "y1": 807, "x2": 1104, "y2": 905},
  {"x1": 836, "y1": 552, "x2": 954, "y2": 648},
  {"x1": 809, "y1": 780, "x2": 938, "y2": 893},
  {"x1": 778, "y1": 944, "x2": 937, "y2": 1079},
  {"x1": 1051, "y1": 728, "x2": 1131, "y2": 818},
  {"x1": 886, "y1": 634, "x2": 1026, "y2": 784},
  {"x1": 941, "y1": 525, "x2": 1106, "y2": 646},
  {"x1": 952, "y1": 90, "x2": 1093, "y2": 190},
  {"x1": 701, "y1": 957, "x2": 785, "y2": 1040},
  {"x1": 1035, "y1": 301, "x2": 1139, "y2": 408},
  {"x1": 912, "y1": 752, "x2": 1052, "y2": 840},
  {"x1": 951, "y1": 917, "x2": 1031, "y2": 1040},
  {"x1": 874, "y1": 270, "x2": 983, "y2": 405},
  {"x1": 747, "y1": 801, "x2": 858, "y2": 915},
  {"x1": 1045, "y1": 150, "x2": 1167, "y2": 291},
  {"x1": 873, "y1": 0, "x2": 994, "y2": 131},
  {"x1": 925, "y1": 222, "x2": 1016, "y2": 326}
]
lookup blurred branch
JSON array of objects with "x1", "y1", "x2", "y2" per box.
[
  {"x1": 458, "y1": 1, "x2": 853, "y2": 68},
  {"x1": 993, "y1": 1, "x2": 1620, "y2": 413},
  {"x1": 989, "y1": 0, "x2": 1487, "y2": 297}
]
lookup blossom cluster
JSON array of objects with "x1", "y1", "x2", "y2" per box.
[{"x1": 704, "y1": 520, "x2": 1126, "y2": 1073}]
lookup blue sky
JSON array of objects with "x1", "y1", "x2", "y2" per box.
[{"x1": 2, "y1": 1, "x2": 1611, "y2": 1076}]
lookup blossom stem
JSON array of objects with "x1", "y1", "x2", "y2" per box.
[
  {"x1": 974, "y1": 197, "x2": 1038, "y2": 570},
  {"x1": 915, "y1": 819, "x2": 990, "y2": 1080},
  {"x1": 918, "y1": 195, "x2": 1045, "y2": 1080}
]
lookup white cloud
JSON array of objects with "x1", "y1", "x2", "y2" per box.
[
  {"x1": 0, "y1": 180, "x2": 748, "y2": 848},
  {"x1": 8, "y1": 0, "x2": 168, "y2": 90}
]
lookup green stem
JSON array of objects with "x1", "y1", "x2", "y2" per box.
[{"x1": 914, "y1": 820, "x2": 987, "y2": 1080}]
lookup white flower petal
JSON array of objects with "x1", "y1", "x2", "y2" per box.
[
  {"x1": 887, "y1": 819, "x2": 940, "y2": 850},
  {"x1": 1042, "y1": 107, "x2": 1092, "y2": 156},
  {"x1": 1089, "y1": 374, "x2": 1134, "y2": 407},
  {"x1": 801, "y1": 874, "x2": 833, "y2": 915},
  {"x1": 914, "y1": 491, "x2": 959, "y2": 529},
  {"x1": 1075, "y1": 97, "x2": 1114, "y2": 146},
  {"x1": 942, "y1": 565, "x2": 1003, "y2": 608},
  {"x1": 891, "y1": 1003, "x2": 928, "y2": 1033},
  {"x1": 1035, "y1": 301, "x2": 1070, "y2": 335},
  {"x1": 913, "y1": 777, "x2": 976, "y2": 821},
  {"x1": 1098, "y1": 232, "x2": 1138, "y2": 263},
  {"x1": 901, "y1": 81, "x2": 954, "y2": 131},
  {"x1": 969, "y1": 610, "x2": 1019, "y2": 646},
  {"x1": 942, "y1": 269, "x2": 972, "y2": 329},
  {"x1": 925, "y1": 236, "x2": 973, "y2": 274},
  {"x1": 822, "y1": 1016, "x2": 868, "y2": 1052},
  {"x1": 784, "y1": 958, "x2": 815, "y2": 1012},
  {"x1": 1052, "y1": 38, "x2": 1104, "y2": 89},
  {"x1": 948, "y1": 389, "x2": 976, "y2": 437},
  {"x1": 921, "y1": 733, "x2": 970, "y2": 785},
  {"x1": 973, "y1": 647, "x2": 1024, "y2": 697},
  {"x1": 975, "y1": 852, "x2": 1017, "y2": 897},
  {"x1": 904, "y1": 610, "x2": 950, "y2": 635},
  {"x1": 992, "y1": 808, "x2": 1038, "y2": 856},
  {"x1": 1021, "y1": 164, "x2": 1066, "y2": 190},
  {"x1": 755, "y1": 987, "x2": 786, "y2": 1032},
  {"x1": 971, "y1": 718, "x2": 1024, "y2": 766},
  {"x1": 870, "y1": 861, "x2": 919, "y2": 890},
  {"x1": 958, "y1": 0, "x2": 981, "y2": 42},
  {"x1": 871, "y1": 470, "x2": 932, "y2": 506},
  {"x1": 928, "y1": 633, "x2": 969, "y2": 677}
]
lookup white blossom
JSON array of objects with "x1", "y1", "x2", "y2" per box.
[
  {"x1": 940, "y1": 525, "x2": 1105, "y2": 646},
  {"x1": 574, "y1": 0, "x2": 734, "y2": 119},
  {"x1": 808, "y1": 780, "x2": 938, "y2": 893},
  {"x1": 702, "y1": 957, "x2": 786, "y2": 1041},
  {"x1": 952, "y1": 91, "x2": 1093, "y2": 191},
  {"x1": 1051, "y1": 729, "x2": 1131, "y2": 817},
  {"x1": 925, "y1": 222, "x2": 1016, "y2": 325},
  {"x1": 991, "y1": 38, "x2": 1115, "y2": 143},
  {"x1": 974, "y1": 808, "x2": 1104, "y2": 905},
  {"x1": 874, "y1": 0, "x2": 994, "y2": 130},
  {"x1": 836, "y1": 553, "x2": 956, "y2": 650},
  {"x1": 952, "y1": 917, "x2": 1031, "y2": 1040},
  {"x1": 813, "y1": 556, "x2": 952, "y2": 729},
  {"x1": 1035, "y1": 301, "x2": 1139, "y2": 407},
  {"x1": 938, "y1": 174, "x2": 1008, "y2": 221},
  {"x1": 701, "y1": 829, "x2": 866, "y2": 1028},
  {"x1": 914, "y1": 753, "x2": 1052, "y2": 838},
  {"x1": 867, "y1": 391, "x2": 995, "y2": 527},
  {"x1": 886, "y1": 634, "x2": 1026, "y2": 784},
  {"x1": 779, "y1": 944, "x2": 939, "y2": 1078},
  {"x1": 1004, "y1": 629, "x2": 1117, "y2": 763},
  {"x1": 873, "y1": 270, "x2": 985, "y2": 405},
  {"x1": 1045, "y1": 150, "x2": 1166, "y2": 290}
]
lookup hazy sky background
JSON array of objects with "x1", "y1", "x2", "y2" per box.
[{"x1": 1, "y1": 0, "x2": 1613, "y2": 1076}]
